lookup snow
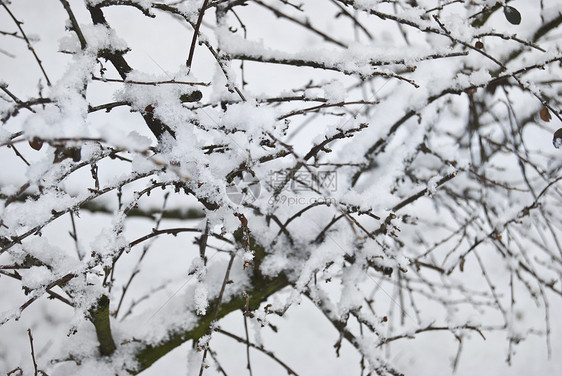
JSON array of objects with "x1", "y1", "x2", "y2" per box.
[
  {"x1": 323, "y1": 80, "x2": 347, "y2": 103},
  {"x1": 1, "y1": 190, "x2": 77, "y2": 231},
  {"x1": 1, "y1": 1, "x2": 562, "y2": 376},
  {"x1": 426, "y1": 175, "x2": 440, "y2": 195},
  {"x1": 194, "y1": 283, "x2": 209, "y2": 315},
  {"x1": 0, "y1": 127, "x2": 11, "y2": 143},
  {"x1": 20, "y1": 265, "x2": 54, "y2": 290}
]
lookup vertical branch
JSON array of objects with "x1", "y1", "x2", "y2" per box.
[
  {"x1": 393, "y1": 2, "x2": 410, "y2": 45},
  {"x1": 89, "y1": 295, "x2": 116, "y2": 356},
  {"x1": 199, "y1": 219, "x2": 210, "y2": 265},
  {"x1": 186, "y1": 0, "x2": 210, "y2": 70},
  {"x1": 199, "y1": 252, "x2": 236, "y2": 375},
  {"x1": 229, "y1": 9, "x2": 248, "y2": 89},
  {"x1": 397, "y1": 271, "x2": 405, "y2": 326},
  {"x1": 90, "y1": 163, "x2": 100, "y2": 191},
  {"x1": 243, "y1": 315, "x2": 253, "y2": 376},
  {"x1": 27, "y1": 328, "x2": 38, "y2": 376},
  {"x1": 359, "y1": 322, "x2": 365, "y2": 376},
  {"x1": 242, "y1": 291, "x2": 253, "y2": 376},
  {"x1": 473, "y1": 249, "x2": 509, "y2": 333},
  {"x1": 69, "y1": 211, "x2": 82, "y2": 260},
  {"x1": 452, "y1": 334, "x2": 463, "y2": 372},
  {"x1": 384, "y1": 278, "x2": 398, "y2": 358},
  {"x1": 507, "y1": 270, "x2": 515, "y2": 365}
]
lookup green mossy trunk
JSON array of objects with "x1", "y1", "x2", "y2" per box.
[
  {"x1": 89, "y1": 294, "x2": 117, "y2": 356},
  {"x1": 133, "y1": 229, "x2": 289, "y2": 373}
]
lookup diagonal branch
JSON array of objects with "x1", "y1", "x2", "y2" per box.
[
  {"x1": 0, "y1": 0, "x2": 51, "y2": 85},
  {"x1": 87, "y1": 4, "x2": 176, "y2": 139},
  {"x1": 59, "y1": 0, "x2": 87, "y2": 50}
]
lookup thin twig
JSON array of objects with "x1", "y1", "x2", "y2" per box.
[
  {"x1": 69, "y1": 211, "x2": 81, "y2": 259},
  {"x1": 199, "y1": 219, "x2": 210, "y2": 264},
  {"x1": 216, "y1": 328, "x2": 300, "y2": 375},
  {"x1": 242, "y1": 291, "x2": 253, "y2": 376},
  {"x1": 91, "y1": 76, "x2": 209, "y2": 86},
  {"x1": 7, "y1": 144, "x2": 30, "y2": 166},
  {"x1": 27, "y1": 329, "x2": 39, "y2": 376},
  {"x1": 255, "y1": 0, "x2": 347, "y2": 48},
  {"x1": 0, "y1": 0, "x2": 51, "y2": 85},
  {"x1": 0, "y1": 85, "x2": 36, "y2": 113},
  {"x1": 0, "y1": 29, "x2": 23, "y2": 39}
]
